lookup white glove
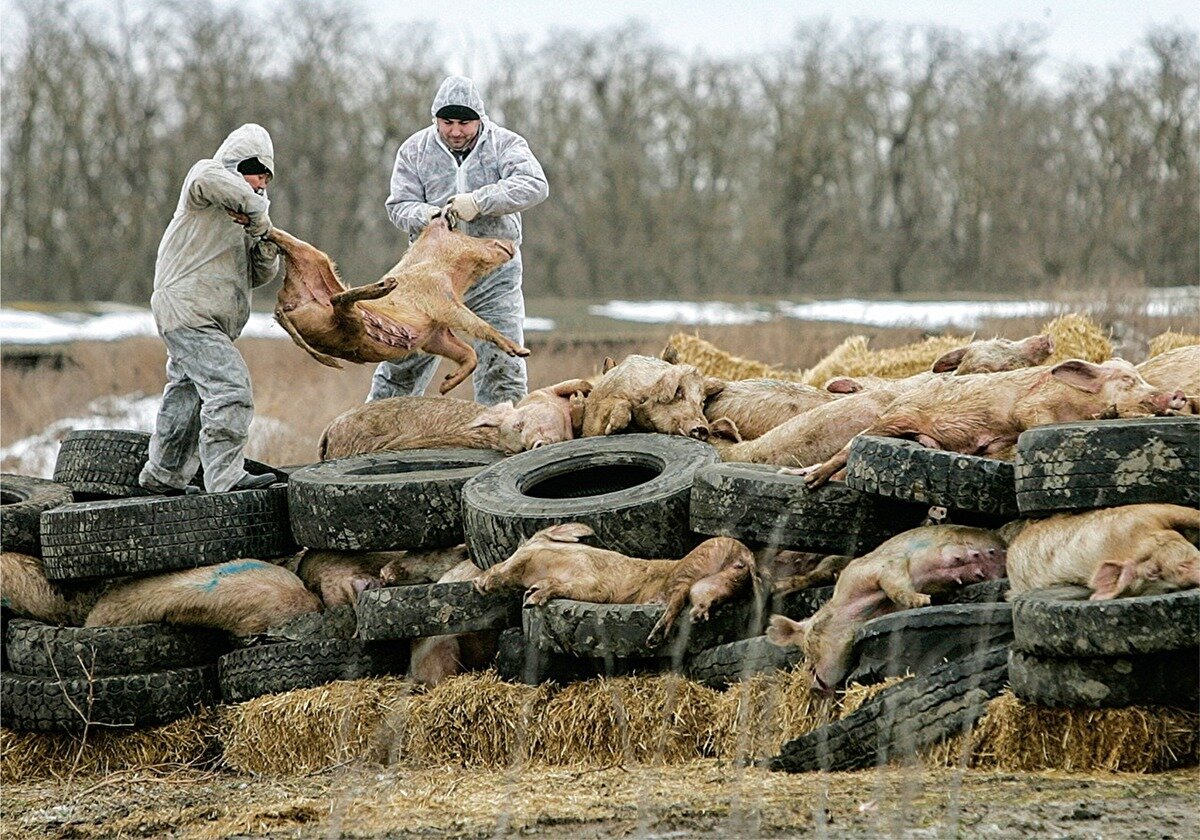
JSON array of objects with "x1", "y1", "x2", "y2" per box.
[{"x1": 443, "y1": 193, "x2": 480, "y2": 222}]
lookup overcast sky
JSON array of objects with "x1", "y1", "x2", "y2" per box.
[{"x1": 3, "y1": 0, "x2": 1194, "y2": 74}]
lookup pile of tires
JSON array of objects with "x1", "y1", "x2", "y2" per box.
[{"x1": 1009, "y1": 416, "x2": 1200, "y2": 709}]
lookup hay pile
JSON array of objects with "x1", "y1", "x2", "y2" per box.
[
  {"x1": 958, "y1": 691, "x2": 1200, "y2": 773},
  {"x1": 219, "y1": 677, "x2": 413, "y2": 775},
  {"x1": 1148, "y1": 330, "x2": 1200, "y2": 358},
  {"x1": 711, "y1": 668, "x2": 839, "y2": 760},
  {"x1": 663, "y1": 333, "x2": 800, "y2": 381},
  {"x1": 665, "y1": 312, "x2": 1115, "y2": 387},
  {"x1": 0, "y1": 710, "x2": 220, "y2": 782}
]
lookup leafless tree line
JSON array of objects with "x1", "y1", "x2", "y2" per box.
[{"x1": 2, "y1": 1, "x2": 1196, "y2": 304}]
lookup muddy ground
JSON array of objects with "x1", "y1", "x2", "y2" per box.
[{"x1": 4, "y1": 763, "x2": 1198, "y2": 839}]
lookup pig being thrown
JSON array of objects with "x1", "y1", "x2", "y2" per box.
[
  {"x1": 268, "y1": 217, "x2": 528, "y2": 394},
  {"x1": 86, "y1": 559, "x2": 321, "y2": 636},
  {"x1": 1007, "y1": 504, "x2": 1200, "y2": 599},
  {"x1": 803, "y1": 358, "x2": 1188, "y2": 488},
  {"x1": 474, "y1": 523, "x2": 757, "y2": 647},
  {"x1": 766, "y1": 525, "x2": 1008, "y2": 692},
  {"x1": 583, "y1": 355, "x2": 722, "y2": 440}
]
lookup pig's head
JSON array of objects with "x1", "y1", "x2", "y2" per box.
[
  {"x1": 1089, "y1": 553, "x2": 1200, "y2": 600},
  {"x1": 766, "y1": 608, "x2": 856, "y2": 694},
  {"x1": 1049, "y1": 359, "x2": 1187, "y2": 418},
  {"x1": 933, "y1": 334, "x2": 1055, "y2": 375},
  {"x1": 406, "y1": 216, "x2": 515, "y2": 290},
  {"x1": 630, "y1": 363, "x2": 720, "y2": 440}
]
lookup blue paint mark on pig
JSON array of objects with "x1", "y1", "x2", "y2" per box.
[{"x1": 197, "y1": 560, "x2": 270, "y2": 592}]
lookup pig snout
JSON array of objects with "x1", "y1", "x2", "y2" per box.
[
  {"x1": 687, "y1": 422, "x2": 710, "y2": 441},
  {"x1": 1161, "y1": 390, "x2": 1188, "y2": 412}
]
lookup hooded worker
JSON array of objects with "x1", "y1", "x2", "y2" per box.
[
  {"x1": 138, "y1": 123, "x2": 284, "y2": 495},
  {"x1": 370, "y1": 75, "x2": 549, "y2": 405}
]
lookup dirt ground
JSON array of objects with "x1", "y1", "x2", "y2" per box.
[{"x1": 3, "y1": 762, "x2": 1198, "y2": 839}]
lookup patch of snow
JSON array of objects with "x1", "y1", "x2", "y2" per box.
[
  {"x1": 589, "y1": 300, "x2": 773, "y2": 325},
  {"x1": 774, "y1": 299, "x2": 1063, "y2": 330}
]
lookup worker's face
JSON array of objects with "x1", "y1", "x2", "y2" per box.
[
  {"x1": 242, "y1": 173, "x2": 270, "y2": 194},
  {"x1": 438, "y1": 117, "x2": 481, "y2": 151}
]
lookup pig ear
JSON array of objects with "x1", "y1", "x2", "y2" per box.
[
  {"x1": 702, "y1": 376, "x2": 725, "y2": 398},
  {"x1": 543, "y1": 523, "x2": 594, "y2": 542},
  {"x1": 661, "y1": 344, "x2": 680, "y2": 364},
  {"x1": 709, "y1": 416, "x2": 742, "y2": 443},
  {"x1": 550, "y1": 378, "x2": 593, "y2": 398},
  {"x1": 766, "y1": 614, "x2": 811, "y2": 647},
  {"x1": 931, "y1": 347, "x2": 968, "y2": 373},
  {"x1": 468, "y1": 401, "x2": 515, "y2": 429},
  {"x1": 602, "y1": 356, "x2": 617, "y2": 374},
  {"x1": 1088, "y1": 561, "x2": 1140, "y2": 599},
  {"x1": 655, "y1": 366, "x2": 686, "y2": 402},
  {"x1": 1050, "y1": 359, "x2": 1105, "y2": 394},
  {"x1": 825, "y1": 377, "x2": 863, "y2": 394}
]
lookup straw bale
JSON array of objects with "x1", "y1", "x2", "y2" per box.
[
  {"x1": 400, "y1": 671, "x2": 550, "y2": 767},
  {"x1": 1043, "y1": 312, "x2": 1112, "y2": 363},
  {"x1": 219, "y1": 677, "x2": 412, "y2": 775},
  {"x1": 533, "y1": 674, "x2": 723, "y2": 766},
  {"x1": 664, "y1": 332, "x2": 799, "y2": 381},
  {"x1": 711, "y1": 667, "x2": 840, "y2": 761},
  {"x1": 966, "y1": 690, "x2": 1199, "y2": 773},
  {"x1": 836, "y1": 676, "x2": 910, "y2": 718},
  {"x1": 0, "y1": 711, "x2": 220, "y2": 782},
  {"x1": 1148, "y1": 330, "x2": 1200, "y2": 358}
]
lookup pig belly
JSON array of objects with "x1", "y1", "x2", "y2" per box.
[
  {"x1": 910, "y1": 543, "x2": 1007, "y2": 593},
  {"x1": 287, "y1": 302, "x2": 425, "y2": 364}
]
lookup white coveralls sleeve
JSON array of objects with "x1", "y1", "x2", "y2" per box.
[
  {"x1": 385, "y1": 141, "x2": 441, "y2": 237},
  {"x1": 469, "y1": 134, "x2": 549, "y2": 218}
]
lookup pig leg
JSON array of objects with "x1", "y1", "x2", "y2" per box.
[
  {"x1": 522, "y1": 578, "x2": 576, "y2": 606},
  {"x1": 274, "y1": 307, "x2": 344, "y2": 369},
  {"x1": 801, "y1": 443, "x2": 852, "y2": 488},
  {"x1": 877, "y1": 567, "x2": 932, "y2": 609},
  {"x1": 586, "y1": 399, "x2": 633, "y2": 436},
  {"x1": 436, "y1": 302, "x2": 530, "y2": 358},
  {"x1": 646, "y1": 592, "x2": 688, "y2": 648},
  {"x1": 330, "y1": 277, "x2": 397, "y2": 305},
  {"x1": 422, "y1": 327, "x2": 478, "y2": 395}
]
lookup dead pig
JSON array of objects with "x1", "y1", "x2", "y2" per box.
[
  {"x1": 467, "y1": 378, "x2": 593, "y2": 452},
  {"x1": 379, "y1": 545, "x2": 472, "y2": 586},
  {"x1": 296, "y1": 549, "x2": 392, "y2": 607},
  {"x1": 408, "y1": 559, "x2": 499, "y2": 687},
  {"x1": 0, "y1": 551, "x2": 99, "y2": 625},
  {"x1": 269, "y1": 217, "x2": 528, "y2": 394},
  {"x1": 583, "y1": 355, "x2": 721, "y2": 440},
  {"x1": 85, "y1": 559, "x2": 321, "y2": 636},
  {"x1": 1137, "y1": 346, "x2": 1200, "y2": 398},
  {"x1": 804, "y1": 359, "x2": 1188, "y2": 487},
  {"x1": 474, "y1": 523, "x2": 757, "y2": 646},
  {"x1": 766, "y1": 525, "x2": 1008, "y2": 691},
  {"x1": 703, "y1": 379, "x2": 843, "y2": 440},
  {"x1": 1007, "y1": 504, "x2": 1200, "y2": 599},
  {"x1": 931, "y1": 334, "x2": 1055, "y2": 375},
  {"x1": 319, "y1": 396, "x2": 494, "y2": 460}
]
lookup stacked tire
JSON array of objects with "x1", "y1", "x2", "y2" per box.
[
  {"x1": 1009, "y1": 417, "x2": 1200, "y2": 708},
  {"x1": 1, "y1": 619, "x2": 224, "y2": 731}
]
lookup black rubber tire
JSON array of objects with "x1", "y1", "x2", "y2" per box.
[
  {"x1": 356, "y1": 582, "x2": 522, "y2": 641},
  {"x1": 844, "y1": 435, "x2": 1019, "y2": 517},
  {"x1": 689, "y1": 464, "x2": 928, "y2": 556},
  {"x1": 288, "y1": 449, "x2": 504, "y2": 551},
  {"x1": 250, "y1": 604, "x2": 359, "y2": 644},
  {"x1": 769, "y1": 585, "x2": 835, "y2": 621},
  {"x1": 1014, "y1": 417, "x2": 1200, "y2": 514},
  {"x1": 688, "y1": 634, "x2": 805, "y2": 689},
  {"x1": 1, "y1": 474, "x2": 73, "y2": 556},
  {"x1": 846, "y1": 603, "x2": 1014, "y2": 686},
  {"x1": 38, "y1": 485, "x2": 295, "y2": 580},
  {"x1": 5, "y1": 619, "x2": 230, "y2": 680},
  {"x1": 1009, "y1": 648, "x2": 1200, "y2": 708},
  {"x1": 463, "y1": 434, "x2": 719, "y2": 570},
  {"x1": 218, "y1": 639, "x2": 407, "y2": 703},
  {"x1": 523, "y1": 596, "x2": 762, "y2": 661},
  {"x1": 1011, "y1": 586, "x2": 1200, "y2": 657},
  {"x1": 0, "y1": 665, "x2": 216, "y2": 732},
  {"x1": 944, "y1": 578, "x2": 1010, "y2": 604},
  {"x1": 494, "y1": 627, "x2": 630, "y2": 685},
  {"x1": 52, "y1": 429, "x2": 283, "y2": 500},
  {"x1": 770, "y1": 644, "x2": 1009, "y2": 773}
]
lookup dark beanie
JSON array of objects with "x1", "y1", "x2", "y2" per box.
[
  {"x1": 435, "y1": 104, "x2": 480, "y2": 121},
  {"x1": 237, "y1": 157, "x2": 272, "y2": 176}
]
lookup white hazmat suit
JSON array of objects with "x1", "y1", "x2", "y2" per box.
[
  {"x1": 369, "y1": 76, "x2": 549, "y2": 405},
  {"x1": 139, "y1": 123, "x2": 283, "y2": 494}
]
